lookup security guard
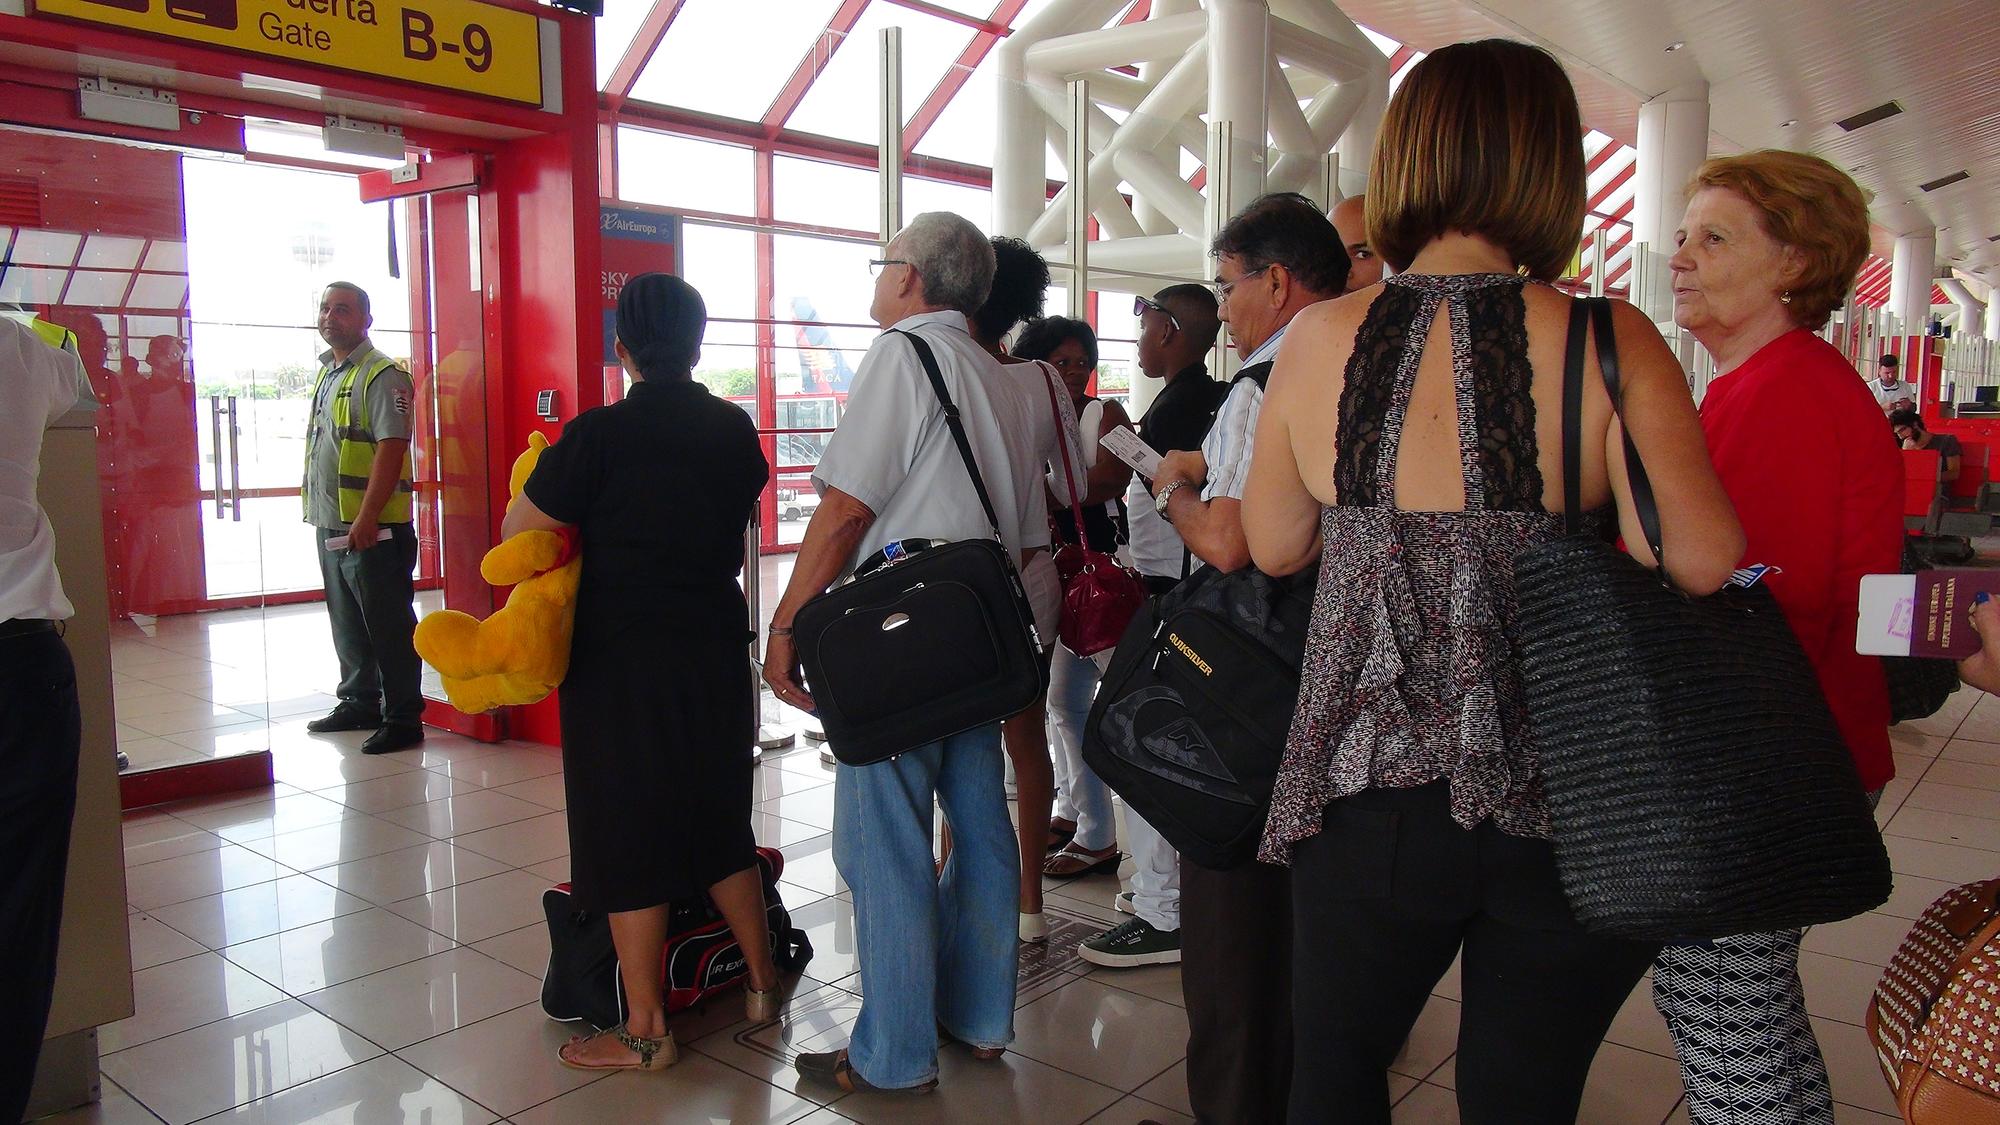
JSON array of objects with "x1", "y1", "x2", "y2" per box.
[{"x1": 302, "y1": 282, "x2": 424, "y2": 754}]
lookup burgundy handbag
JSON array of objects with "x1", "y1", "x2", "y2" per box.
[{"x1": 1038, "y1": 365, "x2": 1145, "y2": 656}]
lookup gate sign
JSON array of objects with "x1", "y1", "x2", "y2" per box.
[
  {"x1": 34, "y1": 0, "x2": 543, "y2": 106},
  {"x1": 599, "y1": 203, "x2": 680, "y2": 367}
]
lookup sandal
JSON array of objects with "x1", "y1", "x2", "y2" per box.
[
  {"x1": 1043, "y1": 843, "x2": 1120, "y2": 879},
  {"x1": 557, "y1": 1023, "x2": 678, "y2": 1072},
  {"x1": 795, "y1": 1048, "x2": 938, "y2": 1094},
  {"x1": 1046, "y1": 819, "x2": 1077, "y2": 854}
]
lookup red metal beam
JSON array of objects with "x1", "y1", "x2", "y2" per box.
[
  {"x1": 881, "y1": 0, "x2": 1010, "y2": 33},
  {"x1": 763, "y1": 0, "x2": 873, "y2": 140},
  {"x1": 903, "y1": 0, "x2": 1029, "y2": 154},
  {"x1": 1586, "y1": 161, "x2": 1635, "y2": 213},
  {"x1": 1387, "y1": 44, "x2": 1416, "y2": 75},
  {"x1": 1584, "y1": 138, "x2": 1622, "y2": 177},
  {"x1": 604, "y1": 0, "x2": 690, "y2": 106}
]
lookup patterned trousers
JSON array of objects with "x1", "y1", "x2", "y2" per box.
[{"x1": 1652, "y1": 929, "x2": 1835, "y2": 1125}]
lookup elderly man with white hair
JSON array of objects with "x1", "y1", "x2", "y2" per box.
[{"x1": 764, "y1": 212, "x2": 1041, "y2": 1094}]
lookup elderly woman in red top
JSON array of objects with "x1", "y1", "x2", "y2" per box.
[{"x1": 1654, "y1": 150, "x2": 1901, "y2": 1125}]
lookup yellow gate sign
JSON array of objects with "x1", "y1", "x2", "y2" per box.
[{"x1": 35, "y1": 0, "x2": 544, "y2": 106}]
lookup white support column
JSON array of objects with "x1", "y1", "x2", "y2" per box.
[
  {"x1": 878, "y1": 27, "x2": 902, "y2": 243},
  {"x1": 1890, "y1": 229, "x2": 1938, "y2": 333},
  {"x1": 1989, "y1": 297, "x2": 2000, "y2": 343},
  {"x1": 1939, "y1": 278, "x2": 1986, "y2": 340},
  {"x1": 1633, "y1": 81, "x2": 1710, "y2": 255},
  {"x1": 1206, "y1": 0, "x2": 1269, "y2": 230}
]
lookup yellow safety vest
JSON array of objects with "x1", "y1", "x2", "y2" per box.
[
  {"x1": 28, "y1": 317, "x2": 80, "y2": 358},
  {"x1": 305, "y1": 348, "x2": 414, "y2": 524}
]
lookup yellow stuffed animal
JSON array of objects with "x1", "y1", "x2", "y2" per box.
[{"x1": 414, "y1": 432, "x2": 582, "y2": 714}]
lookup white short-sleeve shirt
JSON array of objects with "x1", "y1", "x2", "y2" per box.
[
  {"x1": 0, "y1": 317, "x2": 86, "y2": 621},
  {"x1": 813, "y1": 311, "x2": 1040, "y2": 574}
]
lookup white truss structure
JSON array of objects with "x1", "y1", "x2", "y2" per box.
[{"x1": 994, "y1": 0, "x2": 1389, "y2": 289}]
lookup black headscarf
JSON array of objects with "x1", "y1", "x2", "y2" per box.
[{"x1": 616, "y1": 273, "x2": 705, "y2": 381}]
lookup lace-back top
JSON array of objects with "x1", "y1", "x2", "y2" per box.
[{"x1": 1260, "y1": 273, "x2": 1605, "y2": 863}]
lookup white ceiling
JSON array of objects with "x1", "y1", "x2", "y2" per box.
[{"x1": 1335, "y1": 0, "x2": 2000, "y2": 292}]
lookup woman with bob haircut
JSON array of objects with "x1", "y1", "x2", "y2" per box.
[
  {"x1": 1650, "y1": 150, "x2": 1899, "y2": 1125},
  {"x1": 1242, "y1": 39, "x2": 1744, "y2": 1122}
]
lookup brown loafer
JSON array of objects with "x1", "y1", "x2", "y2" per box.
[
  {"x1": 938, "y1": 1022, "x2": 1006, "y2": 1060},
  {"x1": 795, "y1": 1048, "x2": 937, "y2": 1094}
]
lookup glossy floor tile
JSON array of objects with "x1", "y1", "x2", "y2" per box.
[{"x1": 88, "y1": 600, "x2": 1950, "y2": 1124}]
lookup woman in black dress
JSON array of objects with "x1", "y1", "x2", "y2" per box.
[{"x1": 501, "y1": 273, "x2": 777, "y2": 1071}]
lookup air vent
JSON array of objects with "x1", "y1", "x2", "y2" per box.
[
  {"x1": 0, "y1": 175, "x2": 38, "y2": 228},
  {"x1": 1920, "y1": 170, "x2": 1971, "y2": 192},
  {"x1": 1836, "y1": 101, "x2": 1904, "y2": 131}
]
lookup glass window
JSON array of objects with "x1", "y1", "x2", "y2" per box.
[
  {"x1": 10, "y1": 228, "x2": 81, "y2": 265},
  {"x1": 0, "y1": 265, "x2": 65, "y2": 304},
  {"x1": 681, "y1": 222, "x2": 758, "y2": 323},
  {"x1": 143, "y1": 240, "x2": 188, "y2": 274},
  {"x1": 128, "y1": 273, "x2": 191, "y2": 310},
  {"x1": 618, "y1": 129, "x2": 757, "y2": 218},
  {"x1": 630, "y1": 0, "x2": 843, "y2": 122},
  {"x1": 903, "y1": 176, "x2": 991, "y2": 229},
  {"x1": 912, "y1": 59, "x2": 994, "y2": 167},
  {"x1": 79, "y1": 234, "x2": 145, "y2": 270},
  {"x1": 773, "y1": 156, "x2": 877, "y2": 232},
  {"x1": 594, "y1": 0, "x2": 655, "y2": 88},
  {"x1": 772, "y1": 232, "x2": 878, "y2": 339},
  {"x1": 785, "y1": 4, "x2": 973, "y2": 146},
  {"x1": 61, "y1": 270, "x2": 132, "y2": 307}
]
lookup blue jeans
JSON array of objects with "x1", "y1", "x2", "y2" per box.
[
  {"x1": 1048, "y1": 643, "x2": 1116, "y2": 851},
  {"x1": 833, "y1": 723, "x2": 1018, "y2": 1088}
]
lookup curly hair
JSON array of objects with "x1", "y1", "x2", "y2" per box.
[
  {"x1": 1689, "y1": 151, "x2": 1871, "y2": 332},
  {"x1": 971, "y1": 236, "x2": 1051, "y2": 343}
]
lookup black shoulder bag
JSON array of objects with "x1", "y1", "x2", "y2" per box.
[
  {"x1": 1514, "y1": 297, "x2": 1890, "y2": 942},
  {"x1": 792, "y1": 330, "x2": 1047, "y2": 766}
]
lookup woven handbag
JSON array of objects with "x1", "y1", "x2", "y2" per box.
[
  {"x1": 1866, "y1": 878, "x2": 2000, "y2": 1124},
  {"x1": 1514, "y1": 297, "x2": 1891, "y2": 942},
  {"x1": 1036, "y1": 363, "x2": 1145, "y2": 657}
]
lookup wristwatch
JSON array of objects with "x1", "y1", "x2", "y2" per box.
[{"x1": 1154, "y1": 479, "x2": 1188, "y2": 520}]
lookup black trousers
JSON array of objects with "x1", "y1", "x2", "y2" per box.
[
  {"x1": 0, "y1": 626, "x2": 81, "y2": 1125},
  {"x1": 1288, "y1": 783, "x2": 1658, "y2": 1125},
  {"x1": 316, "y1": 524, "x2": 423, "y2": 726},
  {"x1": 1183, "y1": 857, "x2": 1292, "y2": 1125}
]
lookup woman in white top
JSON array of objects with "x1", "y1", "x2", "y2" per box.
[
  {"x1": 1014, "y1": 317, "x2": 1134, "y2": 879},
  {"x1": 964, "y1": 238, "x2": 1086, "y2": 943}
]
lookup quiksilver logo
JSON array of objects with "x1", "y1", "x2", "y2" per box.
[{"x1": 1168, "y1": 633, "x2": 1211, "y2": 676}]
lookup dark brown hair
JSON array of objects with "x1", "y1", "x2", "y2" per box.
[
  {"x1": 1689, "y1": 151, "x2": 1871, "y2": 331},
  {"x1": 1366, "y1": 39, "x2": 1585, "y2": 281}
]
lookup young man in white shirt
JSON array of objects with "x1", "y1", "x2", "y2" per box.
[
  {"x1": 0, "y1": 316, "x2": 89, "y2": 1125},
  {"x1": 1871, "y1": 353, "x2": 1913, "y2": 414}
]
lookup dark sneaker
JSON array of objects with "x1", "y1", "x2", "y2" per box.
[
  {"x1": 1078, "y1": 917, "x2": 1181, "y2": 968},
  {"x1": 306, "y1": 705, "x2": 380, "y2": 733},
  {"x1": 795, "y1": 1048, "x2": 936, "y2": 1094},
  {"x1": 360, "y1": 724, "x2": 424, "y2": 755}
]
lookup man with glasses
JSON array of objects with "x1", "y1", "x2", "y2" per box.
[
  {"x1": 1151, "y1": 192, "x2": 1350, "y2": 1125},
  {"x1": 1077, "y1": 284, "x2": 1222, "y2": 975}
]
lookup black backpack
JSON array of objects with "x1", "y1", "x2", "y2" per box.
[{"x1": 1081, "y1": 560, "x2": 1318, "y2": 870}]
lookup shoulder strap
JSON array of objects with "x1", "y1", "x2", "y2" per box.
[
  {"x1": 886, "y1": 328, "x2": 1008, "y2": 546},
  {"x1": 1586, "y1": 298, "x2": 1666, "y2": 569},
  {"x1": 1560, "y1": 301, "x2": 1588, "y2": 535},
  {"x1": 1233, "y1": 360, "x2": 1276, "y2": 390},
  {"x1": 1036, "y1": 360, "x2": 1084, "y2": 513}
]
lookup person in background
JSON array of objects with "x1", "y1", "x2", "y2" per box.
[
  {"x1": 1245, "y1": 40, "x2": 1745, "y2": 1122},
  {"x1": 1655, "y1": 148, "x2": 1900, "y2": 1125},
  {"x1": 1871, "y1": 353, "x2": 1913, "y2": 414},
  {"x1": 1016, "y1": 316, "x2": 1132, "y2": 882},
  {"x1": 1890, "y1": 408, "x2": 1962, "y2": 482},
  {"x1": 0, "y1": 317, "x2": 88, "y2": 1125},
  {"x1": 1149, "y1": 191, "x2": 1350, "y2": 1125},
  {"x1": 963, "y1": 237, "x2": 1087, "y2": 944},
  {"x1": 301, "y1": 283, "x2": 425, "y2": 755},
  {"x1": 765, "y1": 213, "x2": 1035, "y2": 1094},
  {"x1": 1330, "y1": 194, "x2": 1385, "y2": 291},
  {"x1": 505, "y1": 274, "x2": 779, "y2": 1071},
  {"x1": 1077, "y1": 284, "x2": 1224, "y2": 971}
]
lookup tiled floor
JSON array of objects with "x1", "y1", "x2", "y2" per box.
[{"x1": 63, "y1": 604, "x2": 1991, "y2": 1123}]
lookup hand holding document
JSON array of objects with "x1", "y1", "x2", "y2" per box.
[{"x1": 1099, "y1": 425, "x2": 1163, "y2": 480}]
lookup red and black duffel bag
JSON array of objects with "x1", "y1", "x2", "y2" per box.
[{"x1": 540, "y1": 845, "x2": 812, "y2": 1028}]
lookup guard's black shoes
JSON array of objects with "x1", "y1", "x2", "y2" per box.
[
  {"x1": 306, "y1": 704, "x2": 381, "y2": 733},
  {"x1": 360, "y1": 724, "x2": 425, "y2": 755}
]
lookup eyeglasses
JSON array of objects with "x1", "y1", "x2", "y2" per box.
[
  {"x1": 1213, "y1": 264, "x2": 1273, "y2": 301},
  {"x1": 1133, "y1": 294, "x2": 1180, "y2": 331},
  {"x1": 868, "y1": 259, "x2": 912, "y2": 278}
]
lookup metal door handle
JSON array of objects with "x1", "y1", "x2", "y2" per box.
[
  {"x1": 209, "y1": 395, "x2": 224, "y2": 518},
  {"x1": 226, "y1": 396, "x2": 242, "y2": 521}
]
